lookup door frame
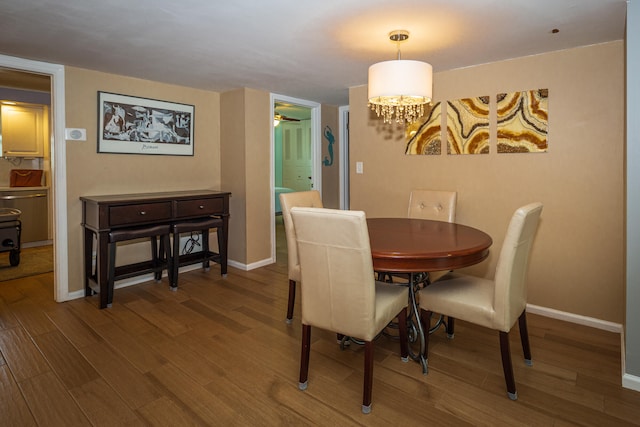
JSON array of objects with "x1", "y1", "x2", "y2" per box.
[
  {"x1": 270, "y1": 93, "x2": 321, "y2": 262},
  {"x1": 0, "y1": 54, "x2": 69, "y2": 302},
  {"x1": 338, "y1": 105, "x2": 349, "y2": 210}
]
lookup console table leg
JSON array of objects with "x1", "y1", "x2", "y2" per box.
[
  {"x1": 220, "y1": 215, "x2": 229, "y2": 276},
  {"x1": 97, "y1": 231, "x2": 109, "y2": 309}
]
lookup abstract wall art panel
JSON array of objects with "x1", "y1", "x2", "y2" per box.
[
  {"x1": 496, "y1": 89, "x2": 548, "y2": 153},
  {"x1": 446, "y1": 96, "x2": 490, "y2": 155},
  {"x1": 405, "y1": 102, "x2": 442, "y2": 155}
]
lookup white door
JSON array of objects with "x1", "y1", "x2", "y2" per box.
[{"x1": 281, "y1": 120, "x2": 312, "y2": 191}]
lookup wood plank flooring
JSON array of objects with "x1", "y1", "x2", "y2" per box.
[{"x1": 1, "y1": 225, "x2": 639, "y2": 425}]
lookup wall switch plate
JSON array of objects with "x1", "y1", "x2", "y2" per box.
[
  {"x1": 65, "y1": 128, "x2": 87, "y2": 141},
  {"x1": 356, "y1": 161, "x2": 363, "y2": 174}
]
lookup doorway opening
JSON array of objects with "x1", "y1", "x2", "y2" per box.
[
  {"x1": 270, "y1": 94, "x2": 320, "y2": 263},
  {"x1": 0, "y1": 54, "x2": 69, "y2": 302}
]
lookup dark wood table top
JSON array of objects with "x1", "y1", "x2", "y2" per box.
[
  {"x1": 367, "y1": 218, "x2": 493, "y2": 273},
  {"x1": 80, "y1": 189, "x2": 230, "y2": 204}
]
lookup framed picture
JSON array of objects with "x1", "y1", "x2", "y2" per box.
[{"x1": 98, "y1": 91, "x2": 194, "y2": 156}]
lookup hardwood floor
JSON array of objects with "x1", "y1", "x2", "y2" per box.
[{"x1": 1, "y1": 225, "x2": 639, "y2": 425}]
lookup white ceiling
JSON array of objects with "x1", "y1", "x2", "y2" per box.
[{"x1": 0, "y1": 0, "x2": 627, "y2": 106}]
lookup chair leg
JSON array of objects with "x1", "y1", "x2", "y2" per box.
[
  {"x1": 420, "y1": 309, "x2": 432, "y2": 369},
  {"x1": 446, "y1": 316, "x2": 455, "y2": 339},
  {"x1": 299, "y1": 324, "x2": 311, "y2": 391},
  {"x1": 286, "y1": 279, "x2": 296, "y2": 324},
  {"x1": 398, "y1": 308, "x2": 409, "y2": 362},
  {"x1": 362, "y1": 341, "x2": 374, "y2": 414},
  {"x1": 518, "y1": 311, "x2": 533, "y2": 366},
  {"x1": 499, "y1": 331, "x2": 518, "y2": 400}
]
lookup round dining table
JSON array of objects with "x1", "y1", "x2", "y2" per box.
[
  {"x1": 367, "y1": 217, "x2": 493, "y2": 373},
  {"x1": 367, "y1": 218, "x2": 493, "y2": 273}
]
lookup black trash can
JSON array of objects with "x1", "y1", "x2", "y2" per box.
[{"x1": 0, "y1": 208, "x2": 22, "y2": 266}]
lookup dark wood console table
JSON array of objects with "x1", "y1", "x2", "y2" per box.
[{"x1": 81, "y1": 190, "x2": 231, "y2": 308}]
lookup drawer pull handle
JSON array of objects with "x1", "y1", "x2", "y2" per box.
[
  {"x1": 199, "y1": 205, "x2": 204, "y2": 209},
  {"x1": 139, "y1": 211, "x2": 147, "y2": 215}
]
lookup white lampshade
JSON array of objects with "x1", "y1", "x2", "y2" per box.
[
  {"x1": 368, "y1": 59, "x2": 433, "y2": 124},
  {"x1": 368, "y1": 59, "x2": 432, "y2": 101}
]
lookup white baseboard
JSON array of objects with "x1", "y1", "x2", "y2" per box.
[
  {"x1": 526, "y1": 304, "x2": 640, "y2": 392},
  {"x1": 67, "y1": 289, "x2": 85, "y2": 300},
  {"x1": 526, "y1": 303, "x2": 623, "y2": 333},
  {"x1": 227, "y1": 257, "x2": 274, "y2": 271},
  {"x1": 65, "y1": 264, "x2": 203, "y2": 301},
  {"x1": 623, "y1": 373, "x2": 640, "y2": 392}
]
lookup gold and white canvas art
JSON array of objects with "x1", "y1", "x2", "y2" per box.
[
  {"x1": 446, "y1": 96, "x2": 490, "y2": 155},
  {"x1": 405, "y1": 102, "x2": 442, "y2": 155},
  {"x1": 496, "y1": 89, "x2": 548, "y2": 153}
]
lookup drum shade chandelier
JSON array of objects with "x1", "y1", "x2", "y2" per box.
[{"x1": 368, "y1": 30, "x2": 432, "y2": 124}]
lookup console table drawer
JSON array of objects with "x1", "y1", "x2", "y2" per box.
[
  {"x1": 109, "y1": 202, "x2": 172, "y2": 226},
  {"x1": 176, "y1": 198, "x2": 224, "y2": 218}
]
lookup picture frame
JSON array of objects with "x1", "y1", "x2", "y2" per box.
[{"x1": 98, "y1": 91, "x2": 194, "y2": 156}]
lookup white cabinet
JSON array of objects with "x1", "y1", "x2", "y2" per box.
[{"x1": 0, "y1": 103, "x2": 47, "y2": 157}]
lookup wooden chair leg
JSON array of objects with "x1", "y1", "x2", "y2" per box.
[
  {"x1": 362, "y1": 341, "x2": 374, "y2": 414},
  {"x1": 299, "y1": 324, "x2": 311, "y2": 390},
  {"x1": 398, "y1": 308, "x2": 409, "y2": 362},
  {"x1": 499, "y1": 331, "x2": 517, "y2": 400},
  {"x1": 286, "y1": 279, "x2": 296, "y2": 323},
  {"x1": 446, "y1": 316, "x2": 455, "y2": 338},
  {"x1": 518, "y1": 311, "x2": 532, "y2": 366}
]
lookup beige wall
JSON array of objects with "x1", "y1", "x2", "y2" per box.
[
  {"x1": 65, "y1": 67, "x2": 221, "y2": 293},
  {"x1": 220, "y1": 87, "x2": 271, "y2": 266},
  {"x1": 321, "y1": 104, "x2": 340, "y2": 208},
  {"x1": 349, "y1": 41, "x2": 624, "y2": 323}
]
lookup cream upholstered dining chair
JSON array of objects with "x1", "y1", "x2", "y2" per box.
[
  {"x1": 409, "y1": 189, "x2": 458, "y2": 336},
  {"x1": 407, "y1": 189, "x2": 457, "y2": 283},
  {"x1": 379, "y1": 189, "x2": 457, "y2": 281},
  {"x1": 279, "y1": 190, "x2": 323, "y2": 324},
  {"x1": 408, "y1": 189, "x2": 457, "y2": 223},
  {"x1": 290, "y1": 207, "x2": 409, "y2": 414},
  {"x1": 419, "y1": 202, "x2": 543, "y2": 400}
]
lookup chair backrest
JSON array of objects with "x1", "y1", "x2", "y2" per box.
[
  {"x1": 493, "y1": 202, "x2": 543, "y2": 331},
  {"x1": 290, "y1": 207, "x2": 378, "y2": 340},
  {"x1": 279, "y1": 190, "x2": 323, "y2": 282},
  {"x1": 408, "y1": 189, "x2": 457, "y2": 222}
]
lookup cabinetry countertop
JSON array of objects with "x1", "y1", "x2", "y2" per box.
[{"x1": 0, "y1": 186, "x2": 49, "y2": 192}]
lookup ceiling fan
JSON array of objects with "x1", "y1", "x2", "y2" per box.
[{"x1": 274, "y1": 112, "x2": 300, "y2": 123}]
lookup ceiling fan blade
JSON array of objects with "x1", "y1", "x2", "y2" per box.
[{"x1": 274, "y1": 112, "x2": 300, "y2": 122}]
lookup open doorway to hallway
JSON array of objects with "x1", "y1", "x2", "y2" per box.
[
  {"x1": 0, "y1": 54, "x2": 69, "y2": 302},
  {"x1": 0, "y1": 69, "x2": 53, "y2": 282},
  {"x1": 270, "y1": 94, "x2": 320, "y2": 264}
]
